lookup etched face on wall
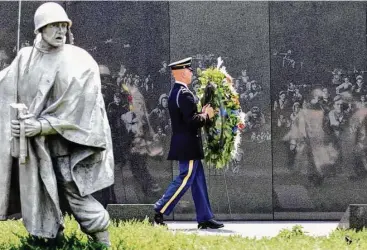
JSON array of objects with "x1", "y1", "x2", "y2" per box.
[
  {"x1": 114, "y1": 94, "x2": 121, "y2": 104},
  {"x1": 334, "y1": 99, "x2": 344, "y2": 113},
  {"x1": 161, "y1": 97, "x2": 168, "y2": 108},
  {"x1": 321, "y1": 88, "x2": 329, "y2": 99},
  {"x1": 293, "y1": 103, "x2": 300, "y2": 113},
  {"x1": 343, "y1": 77, "x2": 350, "y2": 83}
]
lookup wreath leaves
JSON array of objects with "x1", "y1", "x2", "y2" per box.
[{"x1": 197, "y1": 67, "x2": 246, "y2": 169}]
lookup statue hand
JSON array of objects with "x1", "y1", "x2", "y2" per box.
[
  {"x1": 11, "y1": 120, "x2": 20, "y2": 137},
  {"x1": 24, "y1": 118, "x2": 42, "y2": 137}
]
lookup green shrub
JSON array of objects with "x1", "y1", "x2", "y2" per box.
[{"x1": 278, "y1": 225, "x2": 307, "y2": 239}]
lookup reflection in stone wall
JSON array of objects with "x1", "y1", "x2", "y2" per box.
[
  {"x1": 65, "y1": 1, "x2": 172, "y2": 206},
  {"x1": 170, "y1": 1, "x2": 272, "y2": 220},
  {"x1": 0, "y1": 1, "x2": 18, "y2": 70},
  {"x1": 270, "y1": 2, "x2": 367, "y2": 219},
  {"x1": 1, "y1": 1, "x2": 367, "y2": 221},
  {"x1": 0, "y1": 0, "x2": 21, "y2": 219}
]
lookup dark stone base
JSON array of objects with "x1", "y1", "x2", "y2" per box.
[
  {"x1": 106, "y1": 204, "x2": 155, "y2": 223},
  {"x1": 338, "y1": 204, "x2": 367, "y2": 231}
]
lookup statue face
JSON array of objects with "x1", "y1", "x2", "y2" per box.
[{"x1": 42, "y1": 22, "x2": 68, "y2": 48}]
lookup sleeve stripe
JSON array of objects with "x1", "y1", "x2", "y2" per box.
[{"x1": 176, "y1": 88, "x2": 183, "y2": 108}]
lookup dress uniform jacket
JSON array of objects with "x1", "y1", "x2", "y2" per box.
[{"x1": 167, "y1": 82, "x2": 209, "y2": 160}]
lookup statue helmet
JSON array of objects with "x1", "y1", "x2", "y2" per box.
[{"x1": 34, "y1": 2, "x2": 72, "y2": 34}]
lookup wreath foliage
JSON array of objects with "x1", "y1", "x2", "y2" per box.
[{"x1": 196, "y1": 67, "x2": 245, "y2": 169}]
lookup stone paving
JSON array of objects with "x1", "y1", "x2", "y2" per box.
[{"x1": 166, "y1": 221, "x2": 339, "y2": 238}]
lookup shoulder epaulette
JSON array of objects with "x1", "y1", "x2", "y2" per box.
[
  {"x1": 176, "y1": 87, "x2": 194, "y2": 108},
  {"x1": 181, "y1": 88, "x2": 190, "y2": 94}
]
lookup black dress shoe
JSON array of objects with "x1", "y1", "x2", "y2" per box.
[
  {"x1": 198, "y1": 219, "x2": 224, "y2": 229},
  {"x1": 154, "y1": 212, "x2": 166, "y2": 226}
]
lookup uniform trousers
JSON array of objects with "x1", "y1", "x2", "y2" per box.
[{"x1": 154, "y1": 160, "x2": 214, "y2": 223}]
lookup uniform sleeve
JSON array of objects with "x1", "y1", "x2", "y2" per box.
[{"x1": 178, "y1": 89, "x2": 208, "y2": 129}]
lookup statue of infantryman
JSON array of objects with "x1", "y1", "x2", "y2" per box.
[{"x1": 0, "y1": 2, "x2": 114, "y2": 247}]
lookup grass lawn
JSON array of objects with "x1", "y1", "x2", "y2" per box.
[{"x1": 0, "y1": 216, "x2": 365, "y2": 249}]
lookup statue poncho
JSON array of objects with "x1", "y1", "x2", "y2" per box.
[{"x1": 0, "y1": 43, "x2": 114, "y2": 238}]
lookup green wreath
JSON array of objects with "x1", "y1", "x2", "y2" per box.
[{"x1": 196, "y1": 67, "x2": 245, "y2": 169}]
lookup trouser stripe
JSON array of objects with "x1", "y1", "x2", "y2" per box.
[{"x1": 160, "y1": 160, "x2": 194, "y2": 213}]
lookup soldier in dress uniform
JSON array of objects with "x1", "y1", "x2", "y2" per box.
[{"x1": 153, "y1": 57, "x2": 224, "y2": 229}]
